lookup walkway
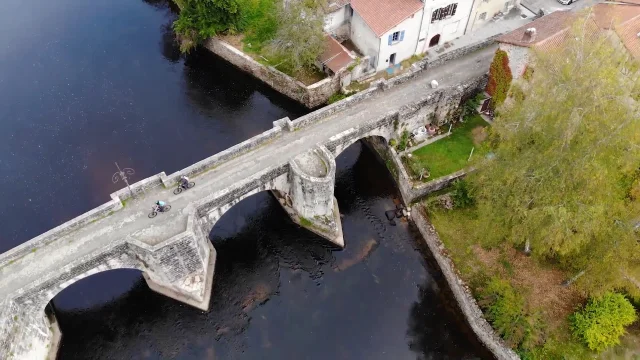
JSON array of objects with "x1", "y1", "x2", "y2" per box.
[{"x1": 0, "y1": 45, "x2": 497, "y2": 302}]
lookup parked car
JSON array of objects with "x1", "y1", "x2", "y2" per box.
[{"x1": 556, "y1": 0, "x2": 578, "y2": 4}]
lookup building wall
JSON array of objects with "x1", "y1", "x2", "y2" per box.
[
  {"x1": 351, "y1": 12, "x2": 381, "y2": 69},
  {"x1": 421, "y1": 0, "x2": 474, "y2": 52},
  {"x1": 324, "y1": 6, "x2": 349, "y2": 32},
  {"x1": 468, "y1": 0, "x2": 520, "y2": 31},
  {"x1": 377, "y1": 10, "x2": 424, "y2": 71},
  {"x1": 499, "y1": 43, "x2": 529, "y2": 79}
]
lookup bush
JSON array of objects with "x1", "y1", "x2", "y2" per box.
[
  {"x1": 570, "y1": 292, "x2": 637, "y2": 352},
  {"x1": 389, "y1": 138, "x2": 397, "y2": 147},
  {"x1": 451, "y1": 179, "x2": 474, "y2": 208},
  {"x1": 328, "y1": 91, "x2": 354, "y2": 104},
  {"x1": 479, "y1": 278, "x2": 542, "y2": 350},
  {"x1": 173, "y1": 0, "x2": 244, "y2": 52},
  {"x1": 486, "y1": 49, "x2": 512, "y2": 110},
  {"x1": 396, "y1": 130, "x2": 410, "y2": 151}
]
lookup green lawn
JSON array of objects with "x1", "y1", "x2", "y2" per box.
[{"x1": 409, "y1": 114, "x2": 488, "y2": 179}]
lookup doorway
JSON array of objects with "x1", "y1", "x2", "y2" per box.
[
  {"x1": 429, "y1": 34, "x2": 441, "y2": 48},
  {"x1": 389, "y1": 53, "x2": 396, "y2": 66}
]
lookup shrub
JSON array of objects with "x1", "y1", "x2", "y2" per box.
[
  {"x1": 389, "y1": 138, "x2": 397, "y2": 147},
  {"x1": 522, "y1": 66, "x2": 534, "y2": 81},
  {"x1": 328, "y1": 91, "x2": 354, "y2": 104},
  {"x1": 486, "y1": 49, "x2": 512, "y2": 110},
  {"x1": 509, "y1": 84, "x2": 525, "y2": 102},
  {"x1": 479, "y1": 278, "x2": 542, "y2": 350},
  {"x1": 570, "y1": 292, "x2": 637, "y2": 352},
  {"x1": 397, "y1": 130, "x2": 410, "y2": 151},
  {"x1": 451, "y1": 179, "x2": 474, "y2": 208}
]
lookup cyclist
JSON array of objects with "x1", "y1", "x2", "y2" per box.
[
  {"x1": 179, "y1": 175, "x2": 190, "y2": 189},
  {"x1": 155, "y1": 200, "x2": 166, "y2": 212}
]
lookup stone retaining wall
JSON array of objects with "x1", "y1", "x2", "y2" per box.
[
  {"x1": 411, "y1": 209, "x2": 520, "y2": 360},
  {"x1": 204, "y1": 38, "x2": 341, "y2": 108}
]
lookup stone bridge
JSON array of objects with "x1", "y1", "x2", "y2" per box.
[{"x1": 0, "y1": 42, "x2": 495, "y2": 359}]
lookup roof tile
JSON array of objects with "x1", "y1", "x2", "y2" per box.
[{"x1": 350, "y1": 0, "x2": 423, "y2": 37}]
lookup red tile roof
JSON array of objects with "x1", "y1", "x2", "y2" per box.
[
  {"x1": 319, "y1": 35, "x2": 355, "y2": 73},
  {"x1": 497, "y1": 10, "x2": 575, "y2": 47},
  {"x1": 350, "y1": 0, "x2": 423, "y2": 37}
]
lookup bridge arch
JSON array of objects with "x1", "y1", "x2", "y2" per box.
[{"x1": 329, "y1": 127, "x2": 392, "y2": 158}]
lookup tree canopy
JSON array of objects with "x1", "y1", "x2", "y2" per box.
[{"x1": 470, "y1": 17, "x2": 640, "y2": 296}]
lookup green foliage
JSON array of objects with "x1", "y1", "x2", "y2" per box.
[
  {"x1": 451, "y1": 179, "x2": 474, "y2": 208},
  {"x1": 463, "y1": 92, "x2": 484, "y2": 118},
  {"x1": 406, "y1": 157, "x2": 430, "y2": 181},
  {"x1": 264, "y1": 0, "x2": 326, "y2": 74},
  {"x1": 471, "y1": 19, "x2": 640, "y2": 296},
  {"x1": 388, "y1": 138, "x2": 397, "y2": 147},
  {"x1": 327, "y1": 91, "x2": 354, "y2": 104},
  {"x1": 522, "y1": 66, "x2": 534, "y2": 81},
  {"x1": 479, "y1": 278, "x2": 543, "y2": 350},
  {"x1": 486, "y1": 49, "x2": 512, "y2": 109},
  {"x1": 173, "y1": 0, "x2": 244, "y2": 52},
  {"x1": 240, "y1": 0, "x2": 279, "y2": 51},
  {"x1": 570, "y1": 292, "x2": 637, "y2": 352},
  {"x1": 508, "y1": 83, "x2": 525, "y2": 102},
  {"x1": 396, "y1": 130, "x2": 410, "y2": 151}
]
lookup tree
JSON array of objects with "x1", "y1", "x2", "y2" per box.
[
  {"x1": 570, "y1": 292, "x2": 637, "y2": 352},
  {"x1": 265, "y1": 0, "x2": 326, "y2": 74},
  {"x1": 173, "y1": 0, "x2": 244, "y2": 52},
  {"x1": 486, "y1": 49, "x2": 512, "y2": 109},
  {"x1": 470, "y1": 17, "x2": 640, "y2": 296}
]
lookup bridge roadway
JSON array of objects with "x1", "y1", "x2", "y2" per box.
[{"x1": 0, "y1": 45, "x2": 495, "y2": 303}]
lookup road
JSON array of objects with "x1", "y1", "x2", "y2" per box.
[{"x1": 521, "y1": 0, "x2": 602, "y2": 14}]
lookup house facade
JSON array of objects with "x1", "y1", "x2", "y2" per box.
[
  {"x1": 467, "y1": 0, "x2": 521, "y2": 32},
  {"x1": 421, "y1": 1, "x2": 475, "y2": 51}
]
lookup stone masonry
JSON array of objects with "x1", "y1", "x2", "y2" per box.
[{"x1": 0, "y1": 40, "x2": 496, "y2": 360}]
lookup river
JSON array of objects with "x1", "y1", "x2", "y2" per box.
[{"x1": 0, "y1": 0, "x2": 491, "y2": 358}]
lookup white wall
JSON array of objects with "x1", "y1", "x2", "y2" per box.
[
  {"x1": 377, "y1": 10, "x2": 424, "y2": 71},
  {"x1": 499, "y1": 43, "x2": 529, "y2": 79},
  {"x1": 324, "y1": 6, "x2": 348, "y2": 32},
  {"x1": 468, "y1": 0, "x2": 520, "y2": 31},
  {"x1": 350, "y1": 12, "x2": 381, "y2": 69},
  {"x1": 421, "y1": 0, "x2": 474, "y2": 52}
]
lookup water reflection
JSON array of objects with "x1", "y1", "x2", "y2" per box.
[{"x1": 55, "y1": 142, "x2": 489, "y2": 359}]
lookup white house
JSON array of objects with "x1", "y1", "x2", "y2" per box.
[
  {"x1": 330, "y1": 0, "x2": 478, "y2": 72},
  {"x1": 467, "y1": 0, "x2": 521, "y2": 32},
  {"x1": 420, "y1": 0, "x2": 474, "y2": 51},
  {"x1": 350, "y1": 0, "x2": 425, "y2": 71}
]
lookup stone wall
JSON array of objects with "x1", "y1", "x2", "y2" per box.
[
  {"x1": 163, "y1": 121, "x2": 287, "y2": 187},
  {"x1": 411, "y1": 210, "x2": 520, "y2": 360},
  {"x1": 204, "y1": 38, "x2": 341, "y2": 108},
  {"x1": 0, "y1": 198, "x2": 123, "y2": 270}
]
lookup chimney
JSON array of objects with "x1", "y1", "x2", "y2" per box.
[{"x1": 522, "y1": 27, "x2": 537, "y2": 42}]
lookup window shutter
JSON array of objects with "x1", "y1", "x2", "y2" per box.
[
  {"x1": 400, "y1": 31, "x2": 405, "y2": 41},
  {"x1": 388, "y1": 34, "x2": 393, "y2": 45}
]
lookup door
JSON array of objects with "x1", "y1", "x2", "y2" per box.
[
  {"x1": 389, "y1": 53, "x2": 396, "y2": 66},
  {"x1": 429, "y1": 34, "x2": 441, "y2": 48}
]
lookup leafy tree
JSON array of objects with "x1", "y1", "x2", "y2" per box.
[
  {"x1": 470, "y1": 17, "x2": 640, "y2": 295},
  {"x1": 173, "y1": 0, "x2": 244, "y2": 52},
  {"x1": 265, "y1": 0, "x2": 326, "y2": 74},
  {"x1": 570, "y1": 292, "x2": 637, "y2": 352}
]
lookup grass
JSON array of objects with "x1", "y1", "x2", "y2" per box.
[{"x1": 409, "y1": 114, "x2": 489, "y2": 179}]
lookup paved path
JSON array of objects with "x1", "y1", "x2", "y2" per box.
[
  {"x1": 521, "y1": 0, "x2": 601, "y2": 14},
  {"x1": 0, "y1": 45, "x2": 497, "y2": 302}
]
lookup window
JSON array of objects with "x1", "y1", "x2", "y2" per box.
[
  {"x1": 479, "y1": 12, "x2": 487, "y2": 20},
  {"x1": 387, "y1": 31, "x2": 405, "y2": 45},
  {"x1": 431, "y1": 3, "x2": 458, "y2": 23}
]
